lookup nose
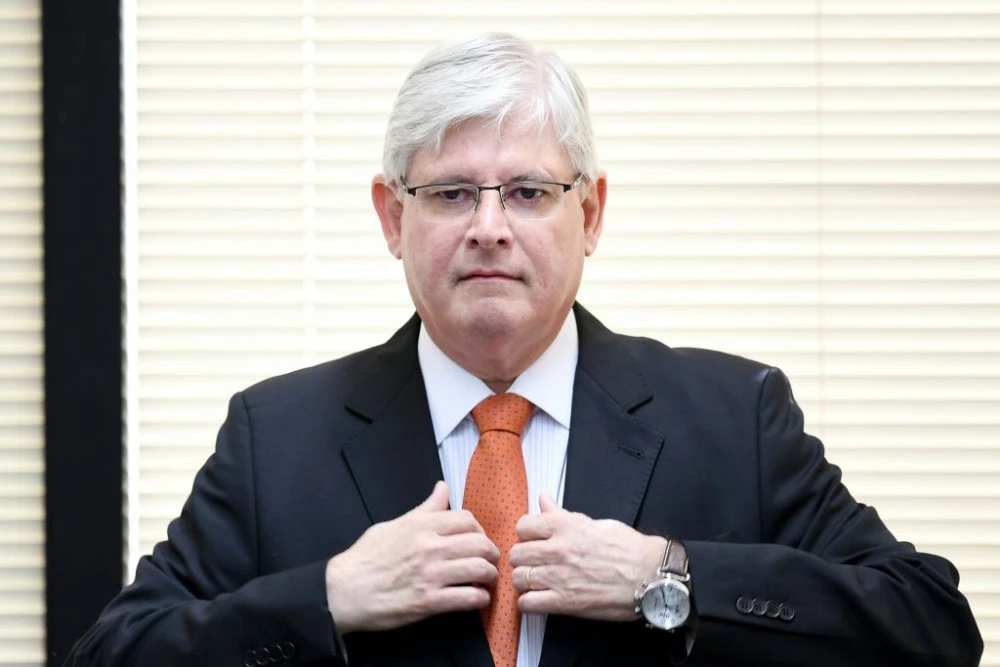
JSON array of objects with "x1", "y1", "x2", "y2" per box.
[{"x1": 466, "y1": 188, "x2": 512, "y2": 248}]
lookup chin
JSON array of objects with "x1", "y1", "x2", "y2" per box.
[{"x1": 461, "y1": 300, "x2": 527, "y2": 339}]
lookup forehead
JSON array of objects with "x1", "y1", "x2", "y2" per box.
[{"x1": 407, "y1": 117, "x2": 572, "y2": 182}]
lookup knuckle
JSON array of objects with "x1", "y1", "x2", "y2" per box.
[
  {"x1": 413, "y1": 592, "x2": 435, "y2": 616},
  {"x1": 410, "y1": 581, "x2": 440, "y2": 615},
  {"x1": 464, "y1": 558, "x2": 495, "y2": 582},
  {"x1": 468, "y1": 587, "x2": 490, "y2": 609},
  {"x1": 479, "y1": 560, "x2": 499, "y2": 582},
  {"x1": 446, "y1": 587, "x2": 488, "y2": 612},
  {"x1": 566, "y1": 542, "x2": 585, "y2": 566},
  {"x1": 419, "y1": 558, "x2": 443, "y2": 581},
  {"x1": 413, "y1": 534, "x2": 444, "y2": 560},
  {"x1": 510, "y1": 546, "x2": 549, "y2": 567},
  {"x1": 546, "y1": 544, "x2": 569, "y2": 566},
  {"x1": 471, "y1": 538, "x2": 498, "y2": 561},
  {"x1": 478, "y1": 538, "x2": 500, "y2": 559},
  {"x1": 410, "y1": 532, "x2": 432, "y2": 552}
]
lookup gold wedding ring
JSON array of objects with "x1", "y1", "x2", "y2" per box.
[{"x1": 526, "y1": 566, "x2": 534, "y2": 591}]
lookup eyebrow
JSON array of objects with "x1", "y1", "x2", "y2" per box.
[
  {"x1": 418, "y1": 173, "x2": 474, "y2": 185},
  {"x1": 509, "y1": 172, "x2": 555, "y2": 182},
  {"x1": 415, "y1": 171, "x2": 556, "y2": 185}
]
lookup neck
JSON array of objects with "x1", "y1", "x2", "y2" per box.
[
  {"x1": 424, "y1": 310, "x2": 571, "y2": 395},
  {"x1": 482, "y1": 378, "x2": 515, "y2": 394},
  {"x1": 432, "y1": 336, "x2": 545, "y2": 392}
]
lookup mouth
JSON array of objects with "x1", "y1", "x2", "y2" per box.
[{"x1": 460, "y1": 271, "x2": 519, "y2": 281}]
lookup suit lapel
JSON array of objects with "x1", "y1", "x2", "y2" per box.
[
  {"x1": 340, "y1": 315, "x2": 492, "y2": 667},
  {"x1": 562, "y1": 372, "x2": 665, "y2": 524},
  {"x1": 341, "y1": 314, "x2": 445, "y2": 524},
  {"x1": 539, "y1": 305, "x2": 667, "y2": 667}
]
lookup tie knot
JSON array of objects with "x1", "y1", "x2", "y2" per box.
[{"x1": 471, "y1": 393, "x2": 534, "y2": 437}]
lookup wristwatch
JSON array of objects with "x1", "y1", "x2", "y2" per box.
[{"x1": 634, "y1": 538, "x2": 691, "y2": 631}]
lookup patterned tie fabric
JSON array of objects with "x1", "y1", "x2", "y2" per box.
[{"x1": 463, "y1": 393, "x2": 534, "y2": 667}]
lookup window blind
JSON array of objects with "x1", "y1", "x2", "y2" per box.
[
  {"x1": 127, "y1": 2, "x2": 1000, "y2": 661},
  {"x1": 0, "y1": 0, "x2": 43, "y2": 663}
]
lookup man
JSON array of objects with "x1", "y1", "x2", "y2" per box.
[{"x1": 68, "y1": 33, "x2": 982, "y2": 667}]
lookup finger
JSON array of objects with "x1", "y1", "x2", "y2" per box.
[
  {"x1": 516, "y1": 512, "x2": 556, "y2": 542},
  {"x1": 432, "y1": 556, "x2": 498, "y2": 587},
  {"x1": 511, "y1": 565, "x2": 545, "y2": 593},
  {"x1": 426, "y1": 585, "x2": 492, "y2": 613},
  {"x1": 433, "y1": 531, "x2": 501, "y2": 564},
  {"x1": 518, "y1": 590, "x2": 563, "y2": 615},
  {"x1": 509, "y1": 541, "x2": 547, "y2": 568},
  {"x1": 432, "y1": 509, "x2": 489, "y2": 537},
  {"x1": 410, "y1": 480, "x2": 450, "y2": 513},
  {"x1": 539, "y1": 493, "x2": 561, "y2": 513}
]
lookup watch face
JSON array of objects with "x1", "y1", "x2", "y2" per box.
[{"x1": 641, "y1": 580, "x2": 690, "y2": 630}]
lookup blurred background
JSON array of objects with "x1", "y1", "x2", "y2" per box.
[{"x1": 2, "y1": 0, "x2": 999, "y2": 664}]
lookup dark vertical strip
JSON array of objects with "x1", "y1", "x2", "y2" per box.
[{"x1": 42, "y1": 0, "x2": 124, "y2": 662}]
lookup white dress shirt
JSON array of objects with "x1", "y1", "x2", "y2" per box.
[{"x1": 417, "y1": 311, "x2": 578, "y2": 667}]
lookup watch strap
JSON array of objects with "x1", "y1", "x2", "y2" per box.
[{"x1": 659, "y1": 539, "x2": 690, "y2": 581}]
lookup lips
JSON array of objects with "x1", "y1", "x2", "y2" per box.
[{"x1": 460, "y1": 271, "x2": 518, "y2": 281}]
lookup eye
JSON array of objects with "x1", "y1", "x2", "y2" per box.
[
  {"x1": 435, "y1": 187, "x2": 475, "y2": 202},
  {"x1": 507, "y1": 184, "x2": 550, "y2": 202},
  {"x1": 439, "y1": 189, "x2": 465, "y2": 201},
  {"x1": 419, "y1": 185, "x2": 477, "y2": 206}
]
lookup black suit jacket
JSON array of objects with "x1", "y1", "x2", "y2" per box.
[{"x1": 67, "y1": 304, "x2": 983, "y2": 666}]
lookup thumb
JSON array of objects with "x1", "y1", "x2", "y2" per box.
[
  {"x1": 539, "y1": 493, "x2": 561, "y2": 513},
  {"x1": 412, "y1": 480, "x2": 450, "y2": 513}
]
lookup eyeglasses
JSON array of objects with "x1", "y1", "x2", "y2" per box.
[{"x1": 400, "y1": 174, "x2": 585, "y2": 221}]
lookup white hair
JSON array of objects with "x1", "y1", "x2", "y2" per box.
[{"x1": 382, "y1": 32, "x2": 597, "y2": 184}]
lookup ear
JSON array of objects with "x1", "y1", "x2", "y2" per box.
[
  {"x1": 581, "y1": 171, "x2": 607, "y2": 257},
  {"x1": 372, "y1": 174, "x2": 404, "y2": 259}
]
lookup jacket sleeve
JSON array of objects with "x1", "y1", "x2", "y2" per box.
[
  {"x1": 684, "y1": 367, "x2": 983, "y2": 666},
  {"x1": 64, "y1": 392, "x2": 348, "y2": 667}
]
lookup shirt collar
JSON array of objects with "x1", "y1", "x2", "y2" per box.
[{"x1": 417, "y1": 311, "x2": 578, "y2": 445}]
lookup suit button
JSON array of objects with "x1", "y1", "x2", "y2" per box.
[
  {"x1": 268, "y1": 644, "x2": 282, "y2": 663},
  {"x1": 256, "y1": 647, "x2": 271, "y2": 666},
  {"x1": 280, "y1": 641, "x2": 297, "y2": 660},
  {"x1": 766, "y1": 600, "x2": 781, "y2": 618},
  {"x1": 752, "y1": 598, "x2": 768, "y2": 616},
  {"x1": 779, "y1": 604, "x2": 796, "y2": 622},
  {"x1": 244, "y1": 650, "x2": 257, "y2": 667},
  {"x1": 736, "y1": 596, "x2": 753, "y2": 614}
]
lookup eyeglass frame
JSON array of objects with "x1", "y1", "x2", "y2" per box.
[{"x1": 398, "y1": 173, "x2": 586, "y2": 216}]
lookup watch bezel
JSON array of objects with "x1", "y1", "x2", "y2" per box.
[{"x1": 638, "y1": 576, "x2": 691, "y2": 631}]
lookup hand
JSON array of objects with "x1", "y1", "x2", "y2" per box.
[
  {"x1": 510, "y1": 494, "x2": 666, "y2": 621},
  {"x1": 325, "y1": 481, "x2": 500, "y2": 633}
]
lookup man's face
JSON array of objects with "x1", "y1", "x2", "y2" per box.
[{"x1": 374, "y1": 118, "x2": 605, "y2": 368}]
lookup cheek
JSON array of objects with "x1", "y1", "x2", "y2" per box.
[
  {"x1": 526, "y1": 244, "x2": 581, "y2": 292},
  {"x1": 547, "y1": 239, "x2": 586, "y2": 292},
  {"x1": 552, "y1": 213, "x2": 587, "y2": 249},
  {"x1": 400, "y1": 217, "x2": 435, "y2": 257},
  {"x1": 401, "y1": 223, "x2": 456, "y2": 282},
  {"x1": 530, "y1": 224, "x2": 585, "y2": 272}
]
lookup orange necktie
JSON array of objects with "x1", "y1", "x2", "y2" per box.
[{"x1": 463, "y1": 393, "x2": 534, "y2": 667}]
